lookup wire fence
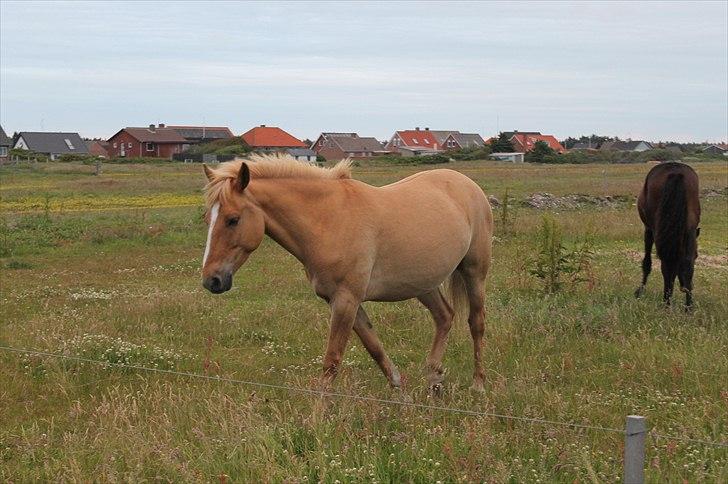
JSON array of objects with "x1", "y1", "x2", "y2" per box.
[{"x1": 1, "y1": 344, "x2": 726, "y2": 449}]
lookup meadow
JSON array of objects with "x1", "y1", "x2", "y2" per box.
[{"x1": 1, "y1": 159, "x2": 727, "y2": 482}]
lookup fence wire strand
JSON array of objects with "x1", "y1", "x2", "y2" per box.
[{"x1": 1, "y1": 345, "x2": 726, "y2": 448}]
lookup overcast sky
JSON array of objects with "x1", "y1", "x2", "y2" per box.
[{"x1": 1, "y1": 1, "x2": 726, "y2": 142}]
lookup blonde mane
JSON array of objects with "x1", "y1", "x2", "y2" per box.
[{"x1": 203, "y1": 153, "x2": 352, "y2": 209}]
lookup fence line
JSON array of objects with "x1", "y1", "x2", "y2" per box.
[{"x1": 1, "y1": 344, "x2": 726, "y2": 449}]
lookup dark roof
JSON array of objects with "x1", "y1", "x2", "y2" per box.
[
  {"x1": 0, "y1": 125, "x2": 11, "y2": 147},
  {"x1": 115, "y1": 127, "x2": 188, "y2": 143},
  {"x1": 168, "y1": 126, "x2": 233, "y2": 141},
  {"x1": 501, "y1": 131, "x2": 541, "y2": 138},
  {"x1": 332, "y1": 135, "x2": 386, "y2": 153},
  {"x1": 16, "y1": 132, "x2": 89, "y2": 154},
  {"x1": 601, "y1": 140, "x2": 652, "y2": 151},
  {"x1": 449, "y1": 133, "x2": 485, "y2": 148},
  {"x1": 427, "y1": 130, "x2": 458, "y2": 145},
  {"x1": 287, "y1": 148, "x2": 317, "y2": 157}
]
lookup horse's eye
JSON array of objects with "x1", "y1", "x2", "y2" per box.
[{"x1": 226, "y1": 217, "x2": 240, "y2": 227}]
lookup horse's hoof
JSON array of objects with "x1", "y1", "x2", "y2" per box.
[
  {"x1": 471, "y1": 381, "x2": 485, "y2": 393},
  {"x1": 389, "y1": 366, "x2": 402, "y2": 389},
  {"x1": 634, "y1": 286, "x2": 645, "y2": 298},
  {"x1": 429, "y1": 383, "x2": 443, "y2": 397}
]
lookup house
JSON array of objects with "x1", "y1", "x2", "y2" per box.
[
  {"x1": 85, "y1": 139, "x2": 109, "y2": 158},
  {"x1": 600, "y1": 140, "x2": 653, "y2": 152},
  {"x1": 13, "y1": 132, "x2": 89, "y2": 160},
  {"x1": 702, "y1": 144, "x2": 728, "y2": 156},
  {"x1": 168, "y1": 126, "x2": 234, "y2": 143},
  {"x1": 241, "y1": 125, "x2": 306, "y2": 151},
  {"x1": 570, "y1": 141, "x2": 599, "y2": 150},
  {"x1": 0, "y1": 125, "x2": 11, "y2": 161},
  {"x1": 107, "y1": 124, "x2": 189, "y2": 159},
  {"x1": 286, "y1": 148, "x2": 317, "y2": 163},
  {"x1": 311, "y1": 132, "x2": 387, "y2": 160},
  {"x1": 490, "y1": 152, "x2": 525, "y2": 163},
  {"x1": 443, "y1": 132, "x2": 486, "y2": 150},
  {"x1": 385, "y1": 127, "x2": 461, "y2": 156},
  {"x1": 510, "y1": 132, "x2": 565, "y2": 153}
]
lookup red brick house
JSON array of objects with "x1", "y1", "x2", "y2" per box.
[
  {"x1": 311, "y1": 132, "x2": 386, "y2": 161},
  {"x1": 107, "y1": 124, "x2": 189, "y2": 158},
  {"x1": 510, "y1": 133, "x2": 565, "y2": 153},
  {"x1": 241, "y1": 125, "x2": 305, "y2": 150}
]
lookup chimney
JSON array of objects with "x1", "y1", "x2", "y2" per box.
[
  {"x1": 149, "y1": 124, "x2": 155, "y2": 131},
  {"x1": 260, "y1": 124, "x2": 266, "y2": 128},
  {"x1": 158, "y1": 123, "x2": 165, "y2": 128},
  {"x1": 425, "y1": 127, "x2": 430, "y2": 131},
  {"x1": 415, "y1": 127, "x2": 420, "y2": 131}
]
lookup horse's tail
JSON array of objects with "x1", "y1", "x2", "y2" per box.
[
  {"x1": 656, "y1": 172, "x2": 687, "y2": 264},
  {"x1": 444, "y1": 269, "x2": 469, "y2": 324}
]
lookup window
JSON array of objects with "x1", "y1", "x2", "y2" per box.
[
  {"x1": 413, "y1": 139, "x2": 419, "y2": 144},
  {"x1": 424, "y1": 139, "x2": 430, "y2": 144},
  {"x1": 146, "y1": 142, "x2": 154, "y2": 151},
  {"x1": 64, "y1": 138, "x2": 75, "y2": 150},
  {"x1": 0, "y1": 147, "x2": 7, "y2": 156},
  {"x1": 127, "y1": 142, "x2": 132, "y2": 148},
  {"x1": 113, "y1": 142, "x2": 117, "y2": 148}
]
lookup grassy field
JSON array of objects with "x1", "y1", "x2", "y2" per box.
[{"x1": 1, "y1": 159, "x2": 727, "y2": 482}]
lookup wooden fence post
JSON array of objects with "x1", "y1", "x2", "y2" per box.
[{"x1": 623, "y1": 415, "x2": 647, "y2": 484}]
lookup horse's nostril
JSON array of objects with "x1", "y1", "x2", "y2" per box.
[{"x1": 210, "y1": 276, "x2": 222, "y2": 291}]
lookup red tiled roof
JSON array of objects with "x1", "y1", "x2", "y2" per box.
[
  {"x1": 511, "y1": 133, "x2": 565, "y2": 153},
  {"x1": 241, "y1": 126, "x2": 305, "y2": 148},
  {"x1": 395, "y1": 130, "x2": 439, "y2": 148},
  {"x1": 117, "y1": 127, "x2": 188, "y2": 143}
]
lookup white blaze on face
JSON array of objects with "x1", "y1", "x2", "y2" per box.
[{"x1": 202, "y1": 203, "x2": 220, "y2": 268}]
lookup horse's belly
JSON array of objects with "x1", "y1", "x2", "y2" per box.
[{"x1": 365, "y1": 233, "x2": 469, "y2": 301}]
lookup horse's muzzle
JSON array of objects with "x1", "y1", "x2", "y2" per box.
[{"x1": 203, "y1": 272, "x2": 232, "y2": 294}]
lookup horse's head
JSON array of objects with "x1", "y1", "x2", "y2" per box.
[{"x1": 201, "y1": 162, "x2": 265, "y2": 294}]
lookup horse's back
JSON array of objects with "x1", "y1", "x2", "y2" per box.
[{"x1": 639, "y1": 162, "x2": 700, "y2": 229}]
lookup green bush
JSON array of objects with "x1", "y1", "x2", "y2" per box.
[
  {"x1": 417, "y1": 153, "x2": 450, "y2": 164},
  {"x1": 106, "y1": 156, "x2": 171, "y2": 164},
  {"x1": 525, "y1": 141, "x2": 556, "y2": 163},
  {"x1": 529, "y1": 214, "x2": 595, "y2": 293},
  {"x1": 184, "y1": 137, "x2": 251, "y2": 156},
  {"x1": 58, "y1": 153, "x2": 99, "y2": 163},
  {"x1": 447, "y1": 146, "x2": 492, "y2": 161}
]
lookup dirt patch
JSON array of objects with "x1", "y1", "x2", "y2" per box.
[
  {"x1": 624, "y1": 249, "x2": 727, "y2": 270},
  {"x1": 701, "y1": 187, "x2": 728, "y2": 199},
  {"x1": 523, "y1": 193, "x2": 632, "y2": 210}
]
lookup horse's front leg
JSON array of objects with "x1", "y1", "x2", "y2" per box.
[{"x1": 320, "y1": 291, "x2": 360, "y2": 388}]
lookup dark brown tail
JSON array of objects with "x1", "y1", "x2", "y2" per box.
[{"x1": 656, "y1": 173, "x2": 687, "y2": 264}]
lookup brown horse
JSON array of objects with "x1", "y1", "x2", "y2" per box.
[
  {"x1": 635, "y1": 162, "x2": 700, "y2": 307},
  {"x1": 201, "y1": 154, "x2": 493, "y2": 392}
]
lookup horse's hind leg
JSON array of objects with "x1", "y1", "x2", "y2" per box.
[
  {"x1": 635, "y1": 228, "x2": 653, "y2": 298},
  {"x1": 661, "y1": 260, "x2": 677, "y2": 306},
  {"x1": 417, "y1": 289, "x2": 454, "y2": 394},
  {"x1": 353, "y1": 307, "x2": 401, "y2": 388},
  {"x1": 460, "y1": 265, "x2": 487, "y2": 392},
  {"x1": 677, "y1": 258, "x2": 695, "y2": 309}
]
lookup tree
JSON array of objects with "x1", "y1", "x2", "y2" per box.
[
  {"x1": 525, "y1": 140, "x2": 556, "y2": 163},
  {"x1": 488, "y1": 132, "x2": 515, "y2": 152}
]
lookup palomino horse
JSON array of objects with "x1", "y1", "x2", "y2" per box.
[
  {"x1": 201, "y1": 154, "x2": 493, "y2": 392},
  {"x1": 635, "y1": 162, "x2": 700, "y2": 308}
]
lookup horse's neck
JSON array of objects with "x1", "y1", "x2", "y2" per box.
[{"x1": 250, "y1": 178, "x2": 334, "y2": 264}]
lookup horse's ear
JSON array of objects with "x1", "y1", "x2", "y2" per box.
[
  {"x1": 237, "y1": 162, "x2": 250, "y2": 191},
  {"x1": 203, "y1": 164, "x2": 214, "y2": 182}
]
